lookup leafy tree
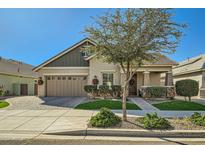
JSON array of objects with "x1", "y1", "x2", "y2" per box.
[
  {"x1": 84, "y1": 9, "x2": 185, "y2": 121},
  {"x1": 175, "y1": 79, "x2": 199, "y2": 101}
]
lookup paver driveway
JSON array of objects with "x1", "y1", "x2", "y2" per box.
[{"x1": 4, "y1": 96, "x2": 87, "y2": 110}]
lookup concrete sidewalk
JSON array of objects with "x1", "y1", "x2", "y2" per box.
[
  {"x1": 0, "y1": 109, "x2": 94, "y2": 135},
  {"x1": 1, "y1": 109, "x2": 205, "y2": 143},
  {"x1": 129, "y1": 97, "x2": 159, "y2": 110}
]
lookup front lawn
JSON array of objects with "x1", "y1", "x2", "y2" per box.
[
  {"x1": 75, "y1": 99, "x2": 141, "y2": 110},
  {"x1": 153, "y1": 100, "x2": 205, "y2": 111},
  {"x1": 0, "y1": 100, "x2": 9, "y2": 108}
]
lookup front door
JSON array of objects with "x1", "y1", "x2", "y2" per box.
[
  {"x1": 129, "y1": 74, "x2": 137, "y2": 95},
  {"x1": 20, "y1": 84, "x2": 28, "y2": 96}
]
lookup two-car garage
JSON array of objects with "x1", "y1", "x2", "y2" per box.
[{"x1": 46, "y1": 75, "x2": 87, "y2": 96}]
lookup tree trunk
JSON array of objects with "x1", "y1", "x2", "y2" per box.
[
  {"x1": 122, "y1": 85, "x2": 127, "y2": 121},
  {"x1": 188, "y1": 96, "x2": 191, "y2": 102}
]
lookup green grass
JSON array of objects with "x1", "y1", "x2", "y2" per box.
[
  {"x1": 75, "y1": 99, "x2": 141, "y2": 110},
  {"x1": 153, "y1": 100, "x2": 205, "y2": 111},
  {"x1": 0, "y1": 100, "x2": 9, "y2": 108}
]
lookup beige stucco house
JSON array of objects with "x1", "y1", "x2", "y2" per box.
[
  {"x1": 0, "y1": 57, "x2": 39, "y2": 96},
  {"x1": 33, "y1": 38, "x2": 176, "y2": 97},
  {"x1": 172, "y1": 54, "x2": 205, "y2": 98}
]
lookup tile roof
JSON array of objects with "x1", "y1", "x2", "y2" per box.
[
  {"x1": 173, "y1": 54, "x2": 205, "y2": 75},
  {"x1": 143, "y1": 54, "x2": 177, "y2": 65},
  {"x1": 0, "y1": 57, "x2": 39, "y2": 78}
]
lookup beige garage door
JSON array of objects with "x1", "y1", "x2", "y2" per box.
[{"x1": 46, "y1": 76, "x2": 87, "y2": 96}]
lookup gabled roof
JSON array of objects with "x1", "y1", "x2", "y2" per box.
[
  {"x1": 86, "y1": 52, "x2": 177, "y2": 66},
  {"x1": 143, "y1": 54, "x2": 177, "y2": 66},
  {"x1": 0, "y1": 57, "x2": 38, "y2": 78},
  {"x1": 173, "y1": 54, "x2": 205, "y2": 76},
  {"x1": 34, "y1": 38, "x2": 176, "y2": 71},
  {"x1": 33, "y1": 38, "x2": 96, "y2": 72}
]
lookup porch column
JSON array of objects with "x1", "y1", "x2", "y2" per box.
[
  {"x1": 143, "y1": 71, "x2": 150, "y2": 86},
  {"x1": 201, "y1": 71, "x2": 205, "y2": 88},
  {"x1": 165, "y1": 71, "x2": 173, "y2": 86}
]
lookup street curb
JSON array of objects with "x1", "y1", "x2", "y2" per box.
[{"x1": 86, "y1": 128, "x2": 205, "y2": 138}]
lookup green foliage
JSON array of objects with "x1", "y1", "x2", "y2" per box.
[
  {"x1": 138, "y1": 113, "x2": 171, "y2": 129},
  {"x1": 83, "y1": 8, "x2": 185, "y2": 120},
  {"x1": 176, "y1": 79, "x2": 199, "y2": 101},
  {"x1": 111, "y1": 85, "x2": 122, "y2": 98},
  {"x1": 90, "y1": 108, "x2": 121, "y2": 127},
  {"x1": 75, "y1": 99, "x2": 141, "y2": 110},
  {"x1": 84, "y1": 85, "x2": 98, "y2": 98},
  {"x1": 111, "y1": 85, "x2": 121, "y2": 92},
  {"x1": 0, "y1": 100, "x2": 9, "y2": 108},
  {"x1": 0, "y1": 85, "x2": 4, "y2": 96},
  {"x1": 190, "y1": 112, "x2": 205, "y2": 126},
  {"x1": 84, "y1": 9, "x2": 185, "y2": 65},
  {"x1": 84, "y1": 85, "x2": 97, "y2": 93},
  {"x1": 99, "y1": 85, "x2": 110, "y2": 98},
  {"x1": 145, "y1": 86, "x2": 167, "y2": 98},
  {"x1": 153, "y1": 100, "x2": 205, "y2": 111}
]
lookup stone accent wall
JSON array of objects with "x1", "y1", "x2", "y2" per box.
[{"x1": 165, "y1": 71, "x2": 173, "y2": 86}]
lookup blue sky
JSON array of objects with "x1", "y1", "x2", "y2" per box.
[{"x1": 0, "y1": 8, "x2": 204, "y2": 66}]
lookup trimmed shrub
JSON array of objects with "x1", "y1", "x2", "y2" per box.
[
  {"x1": 137, "y1": 113, "x2": 171, "y2": 129},
  {"x1": 190, "y1": 112, "x2": 205, "y2": 126},
  {"x1": 141, "y1": 86, "x2": 167, "y2": 98},
  {"x1": 90, "y1": 108, "x2": 121, "y2": 127},
  {"x1": 84, "y1": 85, "x2": 98, "y2": 98},
  {"x1": 111, "y1": 85, "x2": 122, "y2": 98},
  {"x1": 99, "y1": 85, "x2": 110, "y2": 99},
  {"x1": 0, "y1": 85, "x2": 4, "y2": 96},
  {"x1": 176, "y1": 79, "x2": 199, "y2": 101}
]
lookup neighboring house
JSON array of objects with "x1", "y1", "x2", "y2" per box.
[
  {"x1": 172, "y1": 54, "x2": 205, "y2": 98},
  {"x1": 0, "y1": 57, "x2": 39, "y2": 96},
  {"x1": 33, "y1": 38, "x2": 176, "y2": 97}
]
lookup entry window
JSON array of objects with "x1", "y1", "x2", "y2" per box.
[
  {"x1": 47, "y1": 76, "x2": 51, "y2": 80},
  {"x1": 102, "y1": 73, "x2": 113, "y2": 86},
  {"x1": 62, "y1": 76, "x2": 66, "y2": 80},
  {"x1": 57, "y1": 76, "x2": 61, "y2": 80}
]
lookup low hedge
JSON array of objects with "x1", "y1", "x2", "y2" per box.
[
  {"x1": 140, "y1": 86, "x2": 175, "y2": 99},
  {"x1": 84, "y1": 85, "x2": 122, "y2": 98},
  {"x1": 99, "y1": 85, "x2": 110, "y2": 98},
  {"x1": 111, "y1": 85, "x2": 122, "y2": 98},
  {"x1": 141, "y1": 86, "x2": 167, "y2": 98},
  {"x1": 90, "y1": 108, "x2": 121, "y2": 127},
  {"x1": 176, "y1": 79, "x2": 199, "y2": 101},
  {"x1": 84, "y1": 85, "x2": 98, "y2": 98},
  {"x1": 137, "y1": 113, "x2": 171, "y2": 129}
]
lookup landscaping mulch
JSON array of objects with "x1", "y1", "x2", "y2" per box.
[{"x1": 88, "y1": 117, "x2": 205, "y2": 130}]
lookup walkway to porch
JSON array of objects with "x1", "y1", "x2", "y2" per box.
[{"x1": 129, "y1": 97, "x2": 159, "y2": 110}]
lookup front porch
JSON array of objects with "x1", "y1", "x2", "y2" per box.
[{"x1": 126, "y1": 70, "x2": 173, "y2": 96}]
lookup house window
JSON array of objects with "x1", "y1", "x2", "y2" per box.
[
  {"x1": 81, "y1": 51, "x2": 89, "y2": 58},
  {"x1": 102, "y1": 73, "x2": 113, "y2": 86}
]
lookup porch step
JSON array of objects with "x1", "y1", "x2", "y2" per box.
[{"x1": 129, "y1": 97, "x2": 159, "y2": 111}]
